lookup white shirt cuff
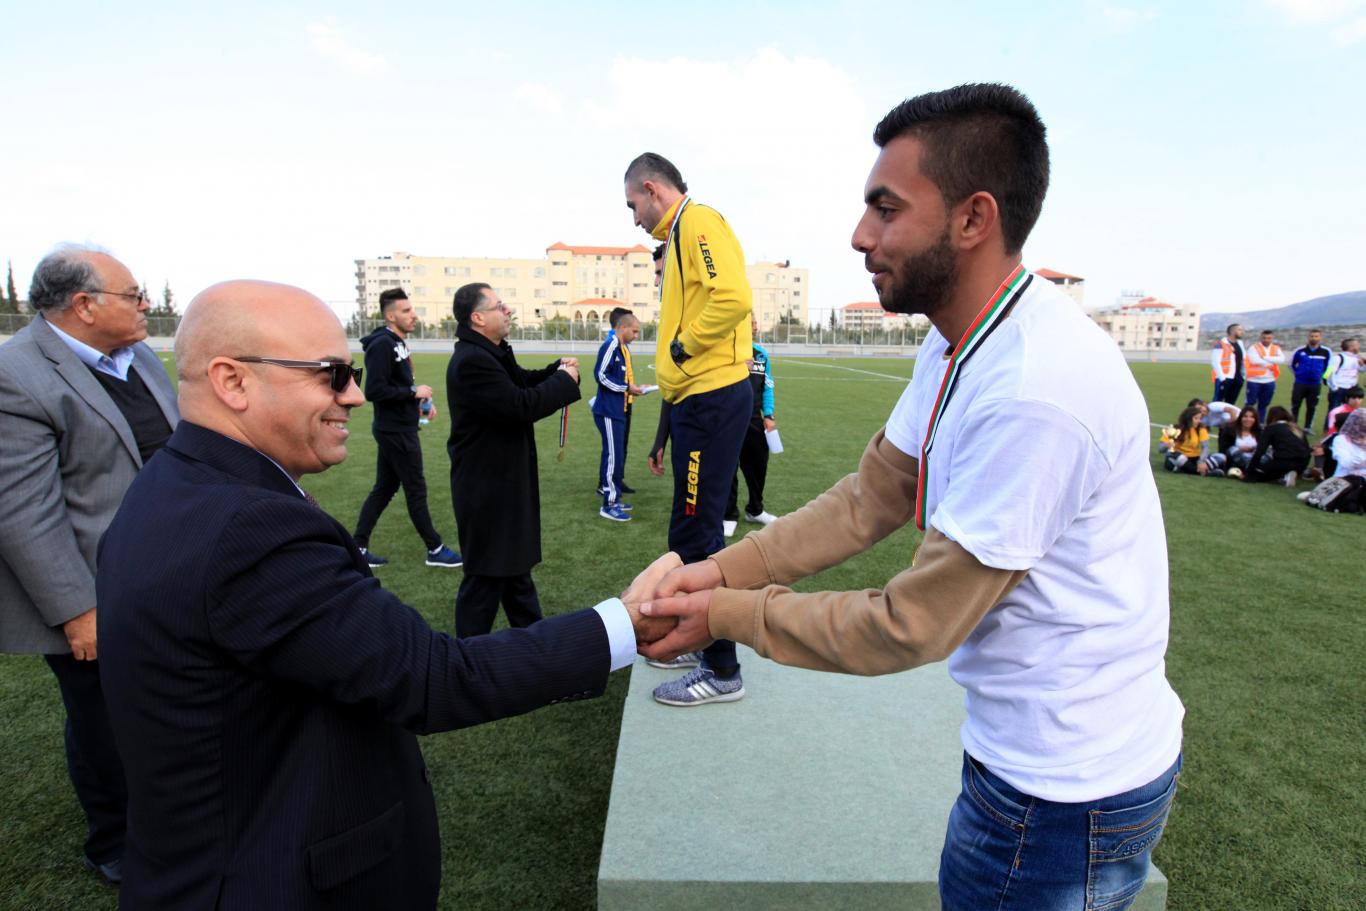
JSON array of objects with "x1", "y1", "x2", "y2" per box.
[{"x1": 593, "y1": 597, "x2": 636, "y2": 672}]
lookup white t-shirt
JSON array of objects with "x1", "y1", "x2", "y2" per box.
[
  {"x1": 1328, "y1": 352, "x2": 1363, "y2": 390},
  {"x1": 886, "y1": 271, "x2": 1184, "y2": 802}
]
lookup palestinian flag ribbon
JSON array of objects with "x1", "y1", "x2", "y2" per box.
[
  {"x1": 914, "y1": 265, "x2": 1031, "y2": 531},
  {"x1": 556, "y1": 405, "x2": 569, "y2": 462}
]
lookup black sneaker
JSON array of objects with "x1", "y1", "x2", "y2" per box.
[
  {"x1": 358, "y1": 547, "x2": 388, "y2": 567},
  {"x1": 619, "y1": 482, "x2": 637, "y2": 494}
]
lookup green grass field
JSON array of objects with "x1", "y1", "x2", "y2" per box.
[{"x1": 0, "y1": 353, "x2": 1360, "y2": 910}]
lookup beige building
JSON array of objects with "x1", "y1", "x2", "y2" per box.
[
  {"x1": 840, "y1": 301, "x2": 928, "y2": 334},
  {"x1": 746, "y1": 260, "x2": 810, "y2": 332},
  {"x1": 1036, "y1": 268, "x2": 1085, "y2": 307},
  {"x1": 1090, "y1": 291, "x2": 1201, "y2": 351},
  {"x1": 355, "y1": 246, "x2": 809, "y2": 330}
]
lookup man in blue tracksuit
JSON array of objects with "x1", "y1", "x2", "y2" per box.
[
  {"x1": 592, "y1": 312, "x2": 643, "y2": 521},
  {"x1": 1289, "y1": 328, "x2": 1331, "y2": 431}
]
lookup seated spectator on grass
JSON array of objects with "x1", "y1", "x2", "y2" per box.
[
  {"x1": 1195, "y1": 398, "x2": 1239, "y2": 431},
  {"x1": 1159, "y1": 405, "x2": 1227, "y2": 476},
  {"x1": 1323, "y1": 386, "x2": 1362, "y2": 436},
  {"x1": 1245, "y1": 406, "x2": 1311, "y2": 486},
  {"x1": 1330, "y1": 410, "x2": 1366, "y2": 480},
  {"x1": 1218, "y1": 407, "x2": 1261, "y2": 476}
]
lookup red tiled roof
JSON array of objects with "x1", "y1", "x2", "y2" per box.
[
  {"x1": 843, "y1": 301, "x2": 884, "y2": 311},
  {"x1": 1123, "y1": 296, "x2": 1174, "y2": 310},
  {"x1": 1036, "y1": 268, "x2": 1084, "y2": 280},
  {"x1": 547, "y1": 243, "x2": 651, "y2": 256},
  {"x1": 571, "y1": 298, "x2": 626, "y2": 307}
]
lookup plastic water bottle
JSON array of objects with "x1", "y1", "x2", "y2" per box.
[{"x1": 419, "y1": 399, "x2": 432, "y2": 426}]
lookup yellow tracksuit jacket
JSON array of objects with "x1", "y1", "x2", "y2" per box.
[{"x1": 651, "y1": 197, "x2": 753, "y2": 402}]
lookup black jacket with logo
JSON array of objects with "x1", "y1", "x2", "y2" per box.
[{"x1": 361, "y1": 326, "x2": 419, "y2": 432}]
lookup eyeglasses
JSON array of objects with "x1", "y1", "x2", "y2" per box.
[
  {"x1": 474, "y1": 302, "x2": 509, "y2": 314},
  {"x1": 233, "y1": 357, "x2": 363, "y2": 393},
  {"x1": 88, "y1": 288, "x2": 149, "y2": 305}
]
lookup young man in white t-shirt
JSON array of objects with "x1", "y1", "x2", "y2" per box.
[{"x1": 637, "y1": 83, "x2": 1183, "y2": 911}]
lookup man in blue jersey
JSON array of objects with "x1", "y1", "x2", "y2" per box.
[
  {"x1": 593, "y1": 311, "x2": 644, "y2": 521},
  {"x1": 1289, "y1": 328, "x2": 1331, "y2": 432}
]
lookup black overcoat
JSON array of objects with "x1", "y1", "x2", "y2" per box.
[{"x1": 446, "y1": 326, "x2": 580, "y2": 576}]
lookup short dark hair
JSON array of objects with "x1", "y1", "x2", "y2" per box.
[
  {"x1": 873, "y1": 83, "x2": 1048, "y2": 255},
  {"x1": 1343, "y1": 337, "x2": 1359, "y2": 350},
  {"x1": 453, "y1": 283, "x2": 492, "y2": 328},
  {"x1": 624, "y1": 153, "x2": 687, "y2": 194},
  {"x1": 1260, "y1": 329, "x2": 1273, "y2": 336},
  {"x1": 1186, "y1": 398, "x2": 1206, "y2": 407},
  {"x1": 1227, "y1": 323, "x2": 1241, "y2": 336},
  {"x1": 608, "y1": 307, "x2": 633, "y2": 328},
  {"x1": 1347, "y1": 386, "x2": 1365, "y2": 400},
  {"x1": 1309, "y1": 327, "x2": 1322, "y2": 334},
  {"x1": 28, "y1": 244, "x2": 105, "y2": 313},
  {"x1": 652, "y1": 243, "x2": 666, "y2": 262},
  {"x1": 378, "y1": 287, "x2": 408, "y2": 311}
]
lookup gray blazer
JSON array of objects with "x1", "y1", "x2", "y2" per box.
[{"x1": 0, "y1": 317, "x2": 178, "y2": 653}]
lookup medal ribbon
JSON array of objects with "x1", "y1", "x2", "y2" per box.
[
  {"x1": 556, "y1": 403, "x2": 569, "y2": 462},
  {"x1": 914, "y1": 265, "x2": 1030, "y2": 530}
]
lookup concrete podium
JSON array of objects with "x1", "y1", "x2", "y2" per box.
[{"x1": 598, "y1": 646, "x2": 1167, "y2": 910}]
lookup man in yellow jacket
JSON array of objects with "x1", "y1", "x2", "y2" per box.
[{"x1": 625, "y1": 152, "x2": 753, "y2": 706}]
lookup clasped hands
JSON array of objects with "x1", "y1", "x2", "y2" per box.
[{"x1": 621, "y1": 552, "x2": 723, "y2": 661}]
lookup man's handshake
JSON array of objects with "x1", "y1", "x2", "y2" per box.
[{"x1": 620, "y1": 554, "x2": 726, "y2": 659}]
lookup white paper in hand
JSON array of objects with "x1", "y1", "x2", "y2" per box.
[
  {"x1": 765, "y1": 428, "x2": 783, "y2": 454},
  {"x1": 638, "y1": 384, "x2": 659, "y2": 395}
]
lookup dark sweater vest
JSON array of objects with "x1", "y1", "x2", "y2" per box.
[{"x1": 87, "y1": 365, "x2": 173, "y2": 465}]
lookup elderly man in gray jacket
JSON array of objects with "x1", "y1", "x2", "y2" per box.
[{"x1": 0, "y1": 244, "x2": 178, "y2": 886}]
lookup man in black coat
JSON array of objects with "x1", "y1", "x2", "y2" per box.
[
  {"x1": 352, "y1": 287, "x2": 461, "y2": 568},
  {"x1": 96, "y1": 280, "x2": 676, "y2": 910},
  {"x1": 447, "y1": 282, "x2": 582, "y2": 637}
]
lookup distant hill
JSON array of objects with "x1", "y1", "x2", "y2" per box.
[{"x1": 1201, "y1": 290, "x2": 1366, "y2": 331}]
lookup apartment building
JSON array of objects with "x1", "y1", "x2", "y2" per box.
[
  {"x1": 1090, "y1": 291, "x2": 1201, "y2": 351},
  {"x1": 355, "y1": 246, "x2": 809, "y2": 329}
]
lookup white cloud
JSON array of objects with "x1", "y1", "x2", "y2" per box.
[
  {"x1": 515, "y1": 83, "x2": 564, "y2": 116},
  {"x1": 1265, "y1": 0, "x2": 1365, "y2": 23},
  {"x1": 306, "y1": 17, "x2": 386, "y2": 73},
  {"x1": 1332, "y1": 14, "x2": 1366, "y2": 41},
  {"x1": 1099, "y1": 4, "x2": 1160, "y2": 32}
]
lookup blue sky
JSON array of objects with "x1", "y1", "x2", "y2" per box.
[{"x1": 3, "y1": 1, "x2": 1362, "y2": 320}]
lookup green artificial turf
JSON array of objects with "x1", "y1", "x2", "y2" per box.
[{"x1": 0, "y1": 353, "x2": 1359, "y2": 910}]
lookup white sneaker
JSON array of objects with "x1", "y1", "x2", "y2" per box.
[
  {"x1": 1281, "y1": 471, "x2": 1298, "y2": 488},
  {"x1": 744, "y1": 510, "x2": 777, "y2": 525},
  {"x1": 722, "y1": 519, "x2": 737, "y2": 537}
]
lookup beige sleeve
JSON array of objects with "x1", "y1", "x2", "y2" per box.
[
  {"x1": 703, "y1": 427, "x2": 1025, "y2": 676},
  {"x1": 706, "y1": 527, "x2": 1026, "y2": 676},
  {"x1": 709, "y1": 428, "x2": 921, "y2": 591}
]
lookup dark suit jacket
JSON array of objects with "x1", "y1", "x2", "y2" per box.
[
  {"x1": 446, "y1": 326, "x2": 580, "y2": 576},
  {"x1": 0, "y1": 316, "x2": 177, "y2": 653},
  {"x1": 96, "y1": 422, "x2": 611, "y2": 910}
]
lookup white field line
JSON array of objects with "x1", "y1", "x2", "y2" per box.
[{"x1": 783, "y1": 360, "x2": 910, "y2": 382}]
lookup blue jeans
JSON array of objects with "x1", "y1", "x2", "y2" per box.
[
  {"x1": 1245, "y1": 381, "x2": 1275, "y2": 423},
  {"x1": 939, "y1": 752, "x2": 1181, "y2": 911}
]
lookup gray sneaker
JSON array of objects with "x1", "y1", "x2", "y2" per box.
[
  {"x1": 652, "y1": 666, "x2": 745, "y2": 707},
  {"x1": 645, "y1": 651, "x2": 702, "y2": 670}
]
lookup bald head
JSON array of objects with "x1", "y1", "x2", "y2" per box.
[
  {"x1": 176, "y1": 281, "x2": 339, "y2": 385},
  {"x1": 175, "y1": 280, "x2": 363, "y2": 479}
]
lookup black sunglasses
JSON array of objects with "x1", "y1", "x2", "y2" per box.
[{"x1": 234, "y1": 357, "x2": 362, "y2": 393}]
